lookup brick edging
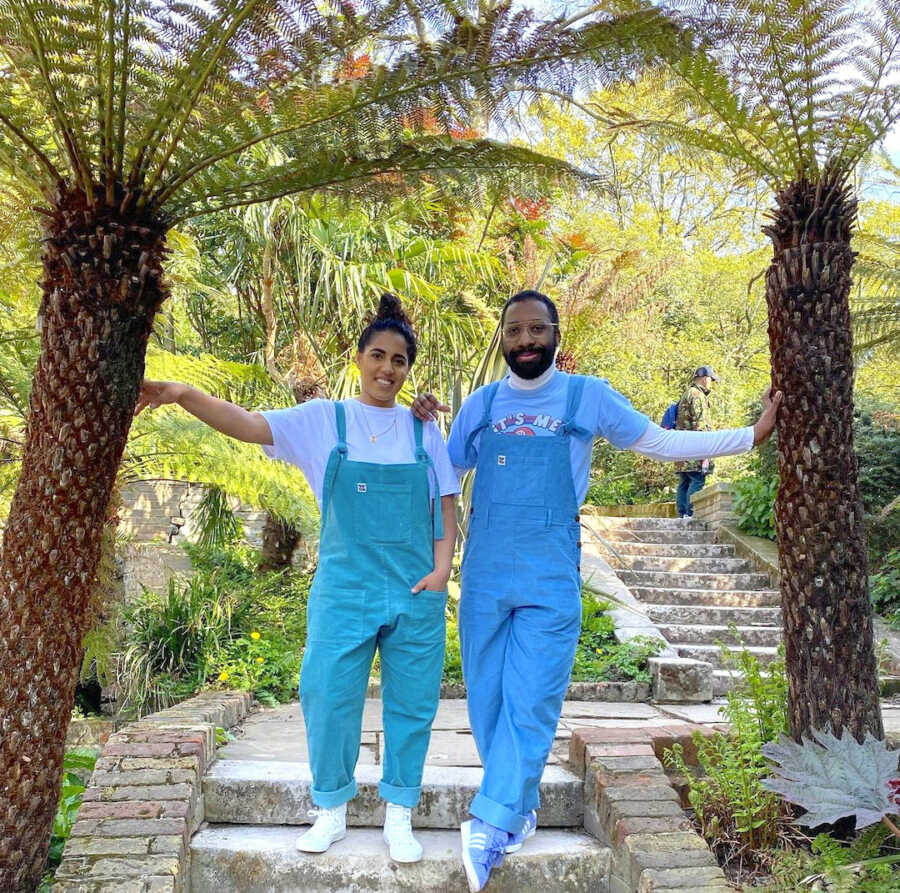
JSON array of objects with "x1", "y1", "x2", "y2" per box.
[
  {"x1": 54, "y1": 690, "x2": 251, "y2": 893},
  {"x1": 570, "y1": 723, "x2": 732, "y2": 893}
]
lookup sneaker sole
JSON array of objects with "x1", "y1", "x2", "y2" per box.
[
  {"x1": 295, "y1": 829, "x2": 346, "y2": 853},
  {"x1": 460, "y1": 821, "x2": 483, "y2": 893},
  {"x1": 382, "y1": 830, "x2": 424, "y2": 864},
  {"x1": 504, "y1": 826, "x2": 536, "y2": 854}
]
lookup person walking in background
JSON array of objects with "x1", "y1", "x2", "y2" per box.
[{"x1": 675, "y1": 365, "x2": 718, "y2": 519}]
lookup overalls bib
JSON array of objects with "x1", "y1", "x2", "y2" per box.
[
  {"x1": 299, "y1": 401, "x2": 446, "y2": 809},
  {"x1": 459, "y1": 375, "x2": 590, "y2": 833}
]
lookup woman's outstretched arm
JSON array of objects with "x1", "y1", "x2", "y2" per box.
[{"x1": 136, "y1": 380, "x2": 273, "y2": 445}]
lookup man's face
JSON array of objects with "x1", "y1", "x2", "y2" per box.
[
  {"x1": 699, "y1": 375, "x2": 714, "y2": 390},
  {"x1": 501, "y1": 299, "x2": 559, "y2": 379}
]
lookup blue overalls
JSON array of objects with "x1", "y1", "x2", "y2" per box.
[
  {"x1": 459, "y1": 376, "x2": 589, "y2": 834},
  {"x1": 300, "y1": 401, "x2": 446, "y2": 809}
]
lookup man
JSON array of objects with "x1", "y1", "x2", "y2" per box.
[
  {"x1": 675, "y1": 365, "x2": 717, "y2": 519},
  {"x1": 414, "y1": 291, "x2": 780, "y2": 892}
]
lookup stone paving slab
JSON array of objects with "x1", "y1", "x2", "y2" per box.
[
  {"x1": 204, "y1": 761, "x2": 584, "y2": 828},
  {"x1": 190, "y1": 825, "x2": 610, "y2": 893}
]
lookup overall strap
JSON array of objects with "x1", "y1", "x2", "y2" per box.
[
  {"x1": 559, "y1": 375, "x2": 592, "y2": 441},
  {"x1": 322, "y1": 401, "x2": 349, "y2": 515},
  {"x1": 464, "y1": 380, "x2": 502, "y2": 465},
  {"x1": 334, "y1": 400, "x2": 349, "y2": 452},
  {"x1": 414, "y1": 416, "x2": 444, "y2": 541}
]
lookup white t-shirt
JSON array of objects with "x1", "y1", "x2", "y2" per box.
[{"x1": 261, "y1": 398, "x2": 460, "y2": 508}]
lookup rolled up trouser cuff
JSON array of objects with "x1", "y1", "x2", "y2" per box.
[
  {"x1": 311, "y1": 777, "x2": 357, "y2": 809},
  {"x1": 471, "y1": 792, "x2": 527, "y2": 834},
  {"x1": 379, "y1": 780, "x2": 421, "y2": 808}
]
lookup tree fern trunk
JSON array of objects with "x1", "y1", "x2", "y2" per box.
[
  {"x1": 0, "y1": 188, "x2": 165, "y2": 891},
  {"x1": 764, "y1": 171, "x2": 882, "y2": 743}
]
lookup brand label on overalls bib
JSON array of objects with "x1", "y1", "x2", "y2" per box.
[
  {"x1": 497, "y1": 455, "x2": 506, "y2": 466},
  {"x1": 357, "y1": 483, "x2": 367, "y2": 493}
]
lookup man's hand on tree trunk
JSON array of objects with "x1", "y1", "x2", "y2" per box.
[{"x1": 753, "y1": 387, "x2": 783, "y2": 446}]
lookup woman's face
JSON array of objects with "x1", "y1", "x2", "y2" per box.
[{"x1": 355, "y1": 329, "x2": 410, "y2": 406}]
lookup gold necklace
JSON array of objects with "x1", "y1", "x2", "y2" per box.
[{"x1": 360, "y1": 405, "x2": 398, "y2": 443}]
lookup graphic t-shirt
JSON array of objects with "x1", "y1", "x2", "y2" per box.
[
  {"x1": 262, "y1": 399, "x2": 460, "y2": 511},
  {"x1": 448, "y1": 372, "x2": 650, "y2": 505}
]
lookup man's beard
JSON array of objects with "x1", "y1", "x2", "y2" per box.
[{"x1": 505, "y1": 344, "x2": 555, "y2": 379}]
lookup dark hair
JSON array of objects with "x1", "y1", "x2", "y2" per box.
[
  {"x1": 500, "y1": 289, "x2": 560, "y2": 328},
  {"x1": 357, "y1": 293, "x2": 417, "y2": 366}
]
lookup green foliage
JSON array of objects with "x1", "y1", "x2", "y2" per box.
[
  {"x1": 733, "y1": 473, "x2": 778, "y2": 541},
  {"x1": 43, "y1": 748, "x2": 98, "y2": 881},
  {"x1": 763, "y1": 825, "x2": 900, "y2": 893},
  {"x1": 117, "y1": 543, "x2": 311, "y2": 715},
  {"x1": 871, "y1": 550, "x2": 900, "y2": 626},
  {"x1": 571, "y1": 591, "x2": 665, "y2": 683},
  {"x1": 443, "y1": 615, "x2": 464, "y2": 685},
  {"x1": 665, "y1": 645, "x2": 790, "y2": 867}
]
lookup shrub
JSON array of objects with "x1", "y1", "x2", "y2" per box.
[
  {"x1": 118, "y1": 544, "x2": 311, "y2": 714},
  {"x1": 732, "y1": 473, "x2": 778, "y2": 540}
]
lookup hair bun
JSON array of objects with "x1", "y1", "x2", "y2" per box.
[{"x1": 376, "y1": 292, "x2": 407, "y2": 322}]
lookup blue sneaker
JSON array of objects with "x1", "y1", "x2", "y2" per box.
[
  {"x1": 505, "y1": 810, "x2": 537, "y2": 853},
  {"x1": 461, "y1": 818, "x2": 509, "y2": 892}
]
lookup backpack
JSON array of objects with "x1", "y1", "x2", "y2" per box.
[{"x1": 660, "y1": 402, "x2": 679, "y2": 429}]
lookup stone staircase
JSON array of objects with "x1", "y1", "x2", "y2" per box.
[
  {"x1": 588, "y1": 516, "x2": 783, "y2": 696},
  {"x1": 190, "y1": 759, "x2": 608, "y2": 891}
]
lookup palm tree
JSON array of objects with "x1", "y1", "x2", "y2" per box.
[
  {"x1": 0, "y1": 1, "x2": 680, "y2": 885},
  {"x1": 641, "y1": 0, "x2": 900, "y2": 742}
]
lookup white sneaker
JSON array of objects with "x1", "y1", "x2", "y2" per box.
[
  {"x1": 296, "y1": 803, "x2": 347, "y2": 853},
  {"x1": 382, "y1": 803, "x2": 424, "y2": 863}
]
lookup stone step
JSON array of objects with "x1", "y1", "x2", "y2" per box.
[
  {"x1": 190, "y1": 825, "x2": 611, "y2": 892},
  {"x1": 647, "y1": 604, "x2": 782, "y2": 627},
  {"x1": 600, "y1": 542, "x2": 735, "y2": 558},
  {"x1": 618, "y1": 569, "x2": 771, "y2": 590},
  {"x1": 591, "y1": 516, "x2": 708, "y2": 532},
  {"x1": 589, "y1": 529, "x2": 718, "y2": 545},
  {"x1": 675, "y1": 644, "x2": 779, "y2": 669},
  {"x1": 630, "y1": 586, "x2": 781, "y2": 607},
  {"x1": 611, "y1": 556, "x2": 753, "y2": 574},
  {"x1": 204, "y1": 761, "x2": 583, "y2": 828},
  {"x1": 657, "y1": 623, "x2": 782, "y2": 648}
]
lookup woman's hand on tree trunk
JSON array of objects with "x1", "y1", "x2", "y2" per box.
[
  {"x1": 753, "y1": 387, "x2": 783, "y2": 445},
  {"x1": 135, "y1": 380, "x2": 186, "y2": 415}
]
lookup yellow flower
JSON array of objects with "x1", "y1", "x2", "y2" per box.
[
  {"x1": 255, "y1": 656, "x2": 264, "y2": 664},
  {"x1": 250, "y1": 631, "x2": 261, "y2": 641},
  {"x1": 218, "y1": 671, "x2": 230, "y2": 682}
]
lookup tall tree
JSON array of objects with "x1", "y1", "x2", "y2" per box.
[
  {"x1": 643, "y1": 0, "x2": 900, "y2": 742},
  {"x1": 0, "y1": 1, "x2": 677, "y2": 886}
]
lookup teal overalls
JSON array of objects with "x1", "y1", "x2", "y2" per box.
[
  {"x1": 459, "y1": 376, "x2": 590, "y2": 833},
  {"x1": 300, "y1": 401, "x2": 446, "y2": 809}
]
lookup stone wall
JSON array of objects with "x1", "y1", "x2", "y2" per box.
[
  {"x1": 55, "y1": 690, "x2": 251, "y2": 893},
  {"x1": 119, "y1": 480, "x2": 268, "y2": 548},
  {"x1": 689, "y1": 482, "x2": 736, "y2": 526},
  {"x1": 570, "y1": 723, "x2": 731, "y2": 892}
]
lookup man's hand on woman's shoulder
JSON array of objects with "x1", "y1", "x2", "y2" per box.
[{"x1": 412, "y1": 393, "x2": 450, "y2": 422}]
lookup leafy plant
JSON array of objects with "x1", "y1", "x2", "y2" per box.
[
  {"x1": 571, "y1": 592, "x2": 664, "y2": 683},
  {"x1": 762, "y1": 728, "x2": 900, "y2": 832},
  {"x1": 732, "y1": 473, "x2": 777, "y2": 540},
  {"x1": 871, "y1": 549, "x2": 900, "y2": 622},
  {"x1": 215, "y1": 629, "x2": 301, "y2": 705},
  {"x1": 763, "y1": 825, "x2": 900, "y2": 893},
  {"x1": 45, "y1": 749, "x2": 98, "y2": 873},
  {"x1": 665, "y1": 646, "x2": 792, "y2": 869}
]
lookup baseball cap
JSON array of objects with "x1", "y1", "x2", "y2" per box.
[{"x1": 694, "y1": 365, "x2": 718, "y2": 380}]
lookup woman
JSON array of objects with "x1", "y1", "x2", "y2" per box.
[{"x1": 136, "y1": 294, "x2": 459, "y2": 863}]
